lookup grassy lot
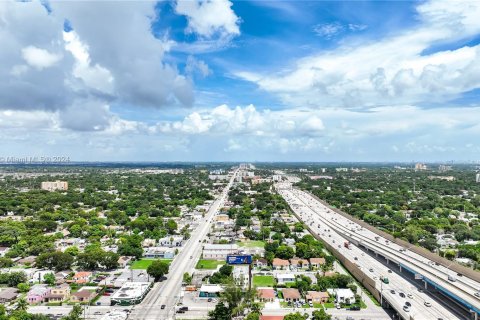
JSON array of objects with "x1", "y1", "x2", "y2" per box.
[
  {"x1": 237, "y1": 240, "x2": 265, "y2": 248},
  {"x1": 195, "y1": 259, "x2": 225, "y2": 269},
  {"x1": 252, "y1": 275, "x2": 275, "y2": 287},
  {"x1": 130, "y1": 259, "x2": 172, "y2": 270}
]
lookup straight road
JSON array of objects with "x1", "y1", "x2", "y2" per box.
[{"x1": 130, "y1": 168, "x2": 238, "y2": 320}]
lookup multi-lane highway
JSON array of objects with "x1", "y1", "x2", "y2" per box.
[
  {"x1": 130, "y1": 169, "x2": 238, "y2": 320},
  {"x1": 277, "y1": 182, "x2": 480, "y2": 320}
]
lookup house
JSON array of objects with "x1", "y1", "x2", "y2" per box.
[
  {"x1": 309, "y1": 258, "x2": 326, "y2": 269},
  {"x1": 72, "y1": 271, "x2": 92, "y2": 284},
  {"x1": 275, "y1": 273, "x2": 296, "y2": 285},
  {"x1": 27, "y1": 285, "x2": 51, "y2": 304},
  {"x1": 257, "y1": 288, "x2": 275, "y2": 302},
  {"x1": 71, "y1": 289, "x2": 96, "y2": 303},
  {"x1": 17, "y1": 256, "x2": 36, "y2": 266},
  {"x1": 54, "y1": 271, "x2": 70, "y2": 284},
  {"x1": 260, "y1": 316, "x2": 284, "y2": 320},
  {"x1": 306, "y1": 291, "x2": 329, "y2": 303},
  {"x1": 118, "y1": 256, "x2": 133, "y2": 268},
  {"x1": 282, "y1": 288, "x2": 300, "y2": 302},
  {"x1": 143, "y1": 247, "x2": 175, "y2": 259},
  {"x1": 142, "y1": 239, "x2": 156, "y2": 248},
  {"x1": 335, "y1": 288, "x2": 355, "y2": 304},
  {"x1": 254, "y1": 258, "x2": 268, "y2": 268},
  {"x1": 290, "y1": 258, "x2": 310, "y2": 269},
  {"x1": 44, "y1": 284, "x2": 71, "y2": 303},
  {"x1": 0, "y1": 288, "x2": 19, "y2": 303},
  {"x1": 202, "y1": 244, "x2": 238, "y2": 260},
  {"x1": 272, "y1": 258, "x2": 290, "y2": 270},
  {"x1": 198, "y1": 284, "x2": 223, "y2": 298}
]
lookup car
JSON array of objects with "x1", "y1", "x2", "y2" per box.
[
  {"x1": 399, "y1": 292, "x2": 405, "y2": 298},
  {"x1": 207, "y1": 298, "x2": 212, "y2": 302},
  {"x1": 336, "y1": 304, "x2": 341, "y2": 309},
  {"x1": 176, "y1": 310, "x2": 185, "y2": 314},
  {"x1": 390, "y1": 290, "x2": 395, "y2": 294},
  {"x1": 448, "y1": 275, "x2": 456, "y2": 282},
  {"x1": 475, "y1": 292, "x2": 480, "y2": 298},
  {"x1": 424, "y1": 302, "x2": 432, "y2": 307},
  {"x1": 369, "y1": 268, "x2": 374, "y2": 272},
  {"x1": 350, "y1": 306, "x2": 360, "y2": 311},
  {"x1": 161, "y1": 305, "x2": 166, "y2": 309},
  {"x1": 94, "y1": 312, "x2": 102, "y2": 315},
  {"x1": 354, "y1": 257, "x2": 358, "y2": 260},
  {"x1": 387, "y1": 269, "x2": 392, "y2": 273},
  {"x1": 405, "y1": 302, "x2": 411, "y2": 307},
  {"x1": 407, "y1": 294, "x2": 413, "y2": 299},
  {"x1": 403, "y1": 305, "x2": 411, "y2": 312},
  {"x1": 456, "y1": 273, "x2": 463, "y2": 277}
]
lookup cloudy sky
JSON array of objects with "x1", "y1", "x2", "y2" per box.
[{"x1": 1, "y1": 0, "x2": 480, "y2": 162}]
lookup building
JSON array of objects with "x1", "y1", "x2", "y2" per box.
[
  {"x1": 198, "y1": 284, "x2": 223, "y2": 298},
  {"x1": 72, "y1": 271, "x2": 92, "y2": 284},
  {"x1": 282, "y1": 288, "x2": 300, "y2": 302},
  {"x1": 71, "y1": 289, "x2": 97, "y2": 303},
  {"x1": 476, "y1": 173, "x2": 480, "y2": 183},
  {"x1": 117, "y1": 256, "x2": 133, "y2": 268},
  {"x1": 257, "y1": 288, "x2": 275, "y2": 302},
  {"x1": 309, "y1": 258, "x2": 326, "y2": 269},
  {"x1": 306, "y1": 291, "x2": 329, "y2": 303},
  {"x1": 253, "y1": 258, "x2": 268, "y2": 268},
  {"x1": 334, "y1": 288, "x2": 355, "y2": 304},
  {"x1": 143, "y1": 247, "x2": 175, "y2": 259},
  {"x1": 27, "y1": 285, "x2": 50, "y2": 304},
  {"x1": 233, "y1": 265, "x2": 250, "y2": 289},
  {"x1": 415, "y1": 163, "x2": 427, "y2": 171},
  {"x1": 158, "y1": 236, "x2": 184, "y2": 247},
  {"x1": 260, "y1": 316, "x2": 284, "y2": 320},
  {"x1": 272, "y1": 258, "x2": 290, "y2": 270},
  {"x1": 111, "y1": 282, "x2": 152, "y2": 305},
  {"x1": 289, "y1": 258, "x2": 310, "y2": 269},
  {"x1": 41, "y1": 181, "x2": 68, "y2": 191},
  {"x1": 275, "y1": 273, "x2": 295, "y2": 285},
  {"x1": 202, "y1": 244, "x2": 238, "y2": 260},
  {"x1": 44, "y1": 283, "x2": 71, "y2": 303},
  {"x1": 0, "y1": 288, "x2": 19, "y2": 303}
]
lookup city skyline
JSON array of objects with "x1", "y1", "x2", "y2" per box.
[{"x1": 1, "y1": 0, "x2": 480, "y2": 161}]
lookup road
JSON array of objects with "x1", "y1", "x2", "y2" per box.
[
  {"x1": 276, "y1": 183, "x2": 472, "y2": 320},
  {"x1": 130, "y1": 168, "x2": 238, "y2": 320}
]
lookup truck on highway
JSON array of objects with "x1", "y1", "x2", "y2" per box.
[
  {"x1": 344, "y1": 241, "x2": 350, "y2": 249},
  {"x1": 380, "y1": 276, "x2": 389, "y2": 284}
]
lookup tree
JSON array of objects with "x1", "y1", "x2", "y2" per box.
[
  {"x1": 147, "y1": 260, "x2": 169, "y2": 281},
  {"x1": 245, "y1": 313, "x2": 260, "y2": 320},
  {"x1": 15, "y1": 298, "x2": 28, "y2": 312},
  {"x1": 284, "y1": 312, "x2": 308, "y2": 320},
  {"x1": 101, "y1": 251, "x2": 119, "y2": 270},
  {"x1": 312, "y1": 309, "x2": 331, "y2": 320},
  {"x1": 17, "y1": 282, "x2": 30, "y2": 293},
  {"x1": 44, "y1": 273, "x2": 56, "y2": 286},
  {"x1": 166, "y1": 219, "x2": 178, "y2": 234},
  {"x1": 276, "y1": 245, "x2": 294, "y2": 260},
  {"x1": 62, "y1": 304, "x2": 82, "y2": 320},
  {"x1": 36, "y1": 251, "x2": 74, "y2": 272},
  {"x1": 183, "y1": 272, "x2": 192, "y2": 285},
  {"x1": 207, "y1": 302, "x2": 230, "y2": 320},
  {"x1": 118, "y1": 235, "x2": 143, "y2": 258},
  {"x1": 0, "y1": 258, "x2": 13, "y2": 268},
  {"x1": 65, "y1": 246, "x2": 79, "y2": 256}
]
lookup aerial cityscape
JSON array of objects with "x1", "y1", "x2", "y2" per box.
[{"x1": 1, "y1": 1, "x2": 480, "y2": 320}]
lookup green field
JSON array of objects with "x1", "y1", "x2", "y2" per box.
[
  {"x1": 130, "y1": 259, "x2": 172, "y2": 270},
  {"x1": 253, "y1": 275, "x2": 275, "y2": 287},
  {"x1": 195, "y1": 259, "x2": 225, "y2": 269},
  {"x1": 237, "y1": 240, "x2": 265, "y2": 248}
]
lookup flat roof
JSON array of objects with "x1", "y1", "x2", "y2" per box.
[{"x1": 111, "y1": 282, "x2": 151, "y2": 300}]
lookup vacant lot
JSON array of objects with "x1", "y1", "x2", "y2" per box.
[
  {"x1": 131, "y1": 259, "x2": 172, "y2": 270},
  {"x1": 253, "y1": 275, "x2": 275, "y2": 287},
  {"x1": 195, "y1": 259, "x2": 225, "y2": 269},
  {"x1": 237, "y1": 240, "x2": 265, "y2": 248}
]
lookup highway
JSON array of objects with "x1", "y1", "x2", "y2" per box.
[
  {"x1": 276, "y1": 182, "x2": 480, "y2": 320},
  {"x1": 130, "y1": 169, "x2": 238, "y2": 320}
]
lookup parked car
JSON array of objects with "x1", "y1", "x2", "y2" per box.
[
  {"x1": 161, "y1": 305, "x2": 166, "y2": 309},
  {"x1": 403, "y1": 305, "x2": 411, "y2": 312},
  {"x1": 424, "y1": 302, "x2": 432, "y2": 307}
]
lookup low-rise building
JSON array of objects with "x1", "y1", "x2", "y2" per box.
[
  {"x1": 158, "y1": 236, "x2": 184, "y2": 247},
  {"x1": 275, "y1": 273, "x2": 295, "y2": 285},
  {"x1": 0, "y1": 288, "x2": 19, "y2": 303},
  {"x1": 254, "y1": 258, "x2": 268, "y2": 268},
  {"x1": 41, "y1": 181, "x2": 68, "y2": 191},
  {"x1": 143, "y1": 247, "x2": 175, "y2": 259},
  {"x1": 290, "y1": 258, "x2": 310, "y2": 269},
  {"x1": 309, "y1": 258, "x2": 326, "y2": 269},
  {"x1": 202, "y1": 244, "x2": 238, "y2": 260},
  {"x1": 198, "y1": 284, "x2": 223, "y2": 298},
  {"x1": 272, "y1": 258, "x2": 290, "y2": 270},
  {"x1": 44, "y1": 284, "x2": 71, "y2": 303},
  {"x1": 117, "y1": 256, "x2": 133, "y2": 268},
  {"x1": 282, "y1": 288, "x2": 300, "y2": 302},
  {"x1": 71, "y1": 289, "x2": 96, "y2": 303},
  {"x1": 233, "y1": 265, "x2": 250, "y2": 288},
  {"x1": 111, "y1": 282, "x2": 152, "y2": 306},
  {"x1": 72, "y1": 271, "x2": 92, "y2": 284},
  {"x1": 27, "y1": 285, "x2": 50, "y2": 304},
  {"x1": 306, "y1": 291, "x2": 329, "y2": 303},
  {"x1": 257, "y1": 288, "x2": 275, "y2": 302},
  {"x1": 334, "y1": 288, "x2": 355, "y2": 304}
]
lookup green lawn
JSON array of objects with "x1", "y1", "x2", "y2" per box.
[
  {"x1": 195, "y1": 259, "x2": 225, "y2": 269},
  {"x1": 237, "y1": 240, "x2": 265, "y2": 248},
  {"x1": 130, "y1": 259, "x2": 172, "y2": 270},
  {"x1": 252, "y1": 275, "x2": 275, "y2": 287}
]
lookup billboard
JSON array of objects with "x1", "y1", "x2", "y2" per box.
[{"x1": 226, "y1": 255, "x2": 252, "y2": 265}]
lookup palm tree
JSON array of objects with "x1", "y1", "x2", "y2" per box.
[{"x1": 15, "y1": 298, "x2": 28, "y2": 312}]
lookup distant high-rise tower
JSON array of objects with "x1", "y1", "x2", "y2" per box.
[{"x1": 476, "y1": 173, "x2": 480, "y2": 183}]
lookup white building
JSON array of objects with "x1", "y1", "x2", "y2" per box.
[
  {"x1": 476, "y1": 173, "x2": 480, "y2": 183},
  {"x1": 233, "y1": 265, "x2": 250, "y2": 289},
  {"x1": 158, "y1": 236, "x2": 184, "y2": 247},
  {"x1": 275, "y1": 273, "x2": 296, "y2": 285},
  {"x1": 111, "y1": 282, "x2": 152, "y2": 305},
  {"x1": 202, "y1": 244, "x2": 238, "y2": 260},
  {"x1": 334, "y1": 288, "x2": 355, "y2": 304},
  {"x1": 41, "y1": 181, "x2": 68, "y2": 192}
]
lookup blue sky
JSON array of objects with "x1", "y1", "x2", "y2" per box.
[{"x1": 1, "y1": 0, "x2": 480, "y2": 162}]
